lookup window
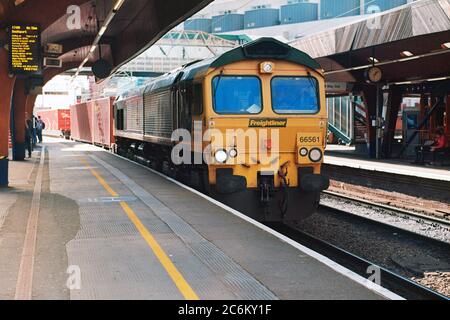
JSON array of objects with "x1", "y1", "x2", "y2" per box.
[
  {"x1": 271, "y1": 77, "x2": 319, "y2": 114},
  {"x1": 212, "y1": 76, "x2": 262, "y2": 114}
]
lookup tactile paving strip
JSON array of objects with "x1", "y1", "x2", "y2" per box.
[{"x1": 90, "y1": 155, "x2": 278, "y2": 300}]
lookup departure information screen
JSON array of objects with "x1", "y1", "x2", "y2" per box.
[{"x1": 8, "y1": 24, "x2": 42, "y2": 75}]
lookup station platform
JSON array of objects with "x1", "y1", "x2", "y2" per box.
[
  {"x1": 0, "y1": 138, "x2": 401, "y2": 300},
  {"x1": 325, "y1": 145, "x2": 450, "y2": 182}
]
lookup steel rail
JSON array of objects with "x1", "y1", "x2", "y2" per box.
[{"x1": 322, "y1": 190, "x2": 450, "y2": 227}]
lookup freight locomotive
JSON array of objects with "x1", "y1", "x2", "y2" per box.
[{"x1": 113, "y1": 38, "x2": 330, "y2": 222}]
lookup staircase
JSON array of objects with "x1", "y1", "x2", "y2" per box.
[{"x1": 328, "y1": 122, "x2": 352, "y2": 145}]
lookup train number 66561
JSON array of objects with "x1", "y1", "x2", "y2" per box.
[{"x1": 299, "y1": 136, "x2": 320, "y2": 143}]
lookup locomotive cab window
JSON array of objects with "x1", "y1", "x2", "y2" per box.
[
  {"x1": 212, "y1": 76, "x2": 262, "y2": 114},
  {"x1": 271, "y1": 76, "x2": 319, "y2": 114}
]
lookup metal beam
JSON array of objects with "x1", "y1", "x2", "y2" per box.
[{"x1": 397, "y1": 97, "x2": 444, "y2": 157}]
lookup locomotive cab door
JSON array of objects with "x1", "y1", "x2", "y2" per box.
[
  {"x1": 172, "y1": 73, "x2": 193, "y2": 133},
  {"x1": 180, "y1": 82, "x2": 193, "y2": 133},
  {"x1": 172, "y1": 72, "x2": 184, "y2": 131}
]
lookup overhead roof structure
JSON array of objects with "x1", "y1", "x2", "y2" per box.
[
  {"x1": 289, "y1": 0, "x2": 450, "y2": 84},
  {"x1": 221, "y1": 15, "x2": 369, "y2": 41},
  {"x1": 0, "y1": 0, "x2": 213, "y2": 79}
]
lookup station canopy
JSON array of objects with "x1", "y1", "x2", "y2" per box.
[{"x1": 289, "y1": 0, "x2": 450, "y2": 84}]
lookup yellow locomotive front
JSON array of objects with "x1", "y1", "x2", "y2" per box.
[
  {"x1": 114, "y1": 38, "x2": 329, "y2": 223},
  {"x1": 200, "y1": 38, "x2": 330, "y2": 222}
]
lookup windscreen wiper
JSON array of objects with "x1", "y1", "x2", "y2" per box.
[
  {"x1": 213, "y1": 70, "x2": 224, "y2": 102},
  {"x1": 306, "y1": 72, "x2": 319, "y2": 106}
]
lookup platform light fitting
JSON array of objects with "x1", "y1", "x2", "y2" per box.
[
  {"x1": 98, "y1": 26, "x2": 107, "y2": 36},
  {"x1": 73, "y1": 0, "x2": 126, "y2": 79},
  {"x1": 113, "y1": 0, "x2": 126, "y2": 11},
  {"x1": 400, "y1": 51, "x2": 413, "y2": 57},
  {"x1": 394, "y1": 81, "x2": 413, "y2": 85},
  {"x1": 427, "y1": 77, "x2": 448, "y2": 82}
]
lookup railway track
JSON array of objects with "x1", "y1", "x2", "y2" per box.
[
  {"x1": 322, "y1": 190, "x2": 450, "y2": 227},
  {"x1": 269, "y1": 222, "x2": 449, "y2": 300}
]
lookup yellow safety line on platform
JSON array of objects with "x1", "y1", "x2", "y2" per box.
[{"x1": 80, "y1": 158, "x2": 199, "y2": 300}]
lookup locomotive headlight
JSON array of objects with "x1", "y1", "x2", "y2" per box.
[
  {"x1": 214, "y1": 149, "x2": 228, "y2": 163},
  {"x1": 229, "y1": 148, "x2": 238, "y2": 158},
  {"x1": 299, "y1": 147, "x2": 308, "y2": 157},
  {"x1": 309, "y1": 148, "x2": 323, "y2": 162},
  {"x1": 260, "y1": 62, "x2": 274, "y2": 74}
]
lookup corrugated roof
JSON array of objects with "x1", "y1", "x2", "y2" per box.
[
  {"x1": 219, "y1": 15, "x2": 366, "y2": 41},
  {"x1": 290, "y1": 0, "x2": 450, "y2": 58}
]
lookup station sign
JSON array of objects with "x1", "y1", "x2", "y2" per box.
[
  {"x1": 8, "y1": 24, "x2": 42, "y2": 75},
  {"x1": 45, "y1": 43, "x2": 63, "y2": 55},
  {"x1": 325, "y1": 82, "x2": 351, "y2": 95},
  {"x1": 43, "y1": 57, "x2": 62, "y2": 68}
]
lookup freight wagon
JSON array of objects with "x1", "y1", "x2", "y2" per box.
[
  {"x1": 36, "y1": 109, "x2": 71, "y2": 138},
  {"x1": 70, "y1": 97, "x2": 115, "y2": 148}
]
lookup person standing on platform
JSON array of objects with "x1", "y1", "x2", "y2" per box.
[
  {"x1": 31, "y1": 115, "x2": 37, "y2": 147},
  {"x1": 25, "y1": 115, "x2": 33, "y2": 158},
  {"x1": 36, "y1": 115, "x2": 45, "y2": 143}
]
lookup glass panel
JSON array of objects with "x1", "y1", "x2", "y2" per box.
[
  {"x1": 334, "y1": 98, "x2": 339, "y2": 127},
  {"x1": 341, "y1": 97, "x2": 348, "y2": 135},
  {"x1": 271, "y1": 77, "x2": 319, "y2": 114},
  {"x1": 212, "y1": 76, "x2": 262, "y2": 114}
]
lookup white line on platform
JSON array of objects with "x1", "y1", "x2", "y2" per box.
[
  {"x1": 110, "y1": 151, "x2": 404, "y2": 301},
  {"x1": 325, "y1": 156, "x2": 450, "y2": 182},
  {"x1": 15, "y1": 147, "x2": 46, "y2": 300}
]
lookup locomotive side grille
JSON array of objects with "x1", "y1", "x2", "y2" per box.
[
  {"x1": 143, "y1": 90, "x2": 173, "y2": 139},
  {"x1": 126, "y1": 98, "x2": 144, "y2": 133}
]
